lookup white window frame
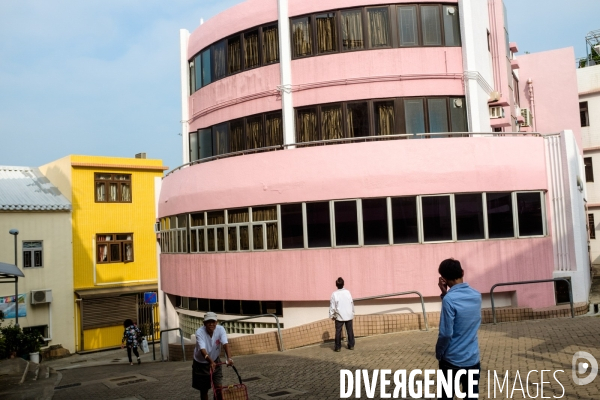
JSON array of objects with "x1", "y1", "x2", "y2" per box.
[
  {"x1": 484, "y1": 191, "x2": 516, "y2": 240},
  {"x1": 359, "y1": 197, "x2": 390, "y2": 247},
  {"x1": 419, "y1": 194, "x2": 454, "y2": 243},
  {"x1": 332, "y1": 199, "x2": 361, "y2": 248},
  {"x1": 304, "y1": 201, "x2": 333, "y2": 249},
  {"x1": 453, "y1": 193, "x2": 486, "y2": 242},
  {"x1": 514, "y1": 191, "x2": 547, "y2": 238}
]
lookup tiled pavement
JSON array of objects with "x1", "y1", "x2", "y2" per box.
[{"x1": 51, "y1": 316, "x2": 600, "y2": 399}]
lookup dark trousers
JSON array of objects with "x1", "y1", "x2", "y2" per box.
[
  {"x1": 335, "y1": 320, "x2": 355, "y2": 349},
  {"x1": 438, "y1": 359, "x2": 480, "y2": 400},
  {"x1": 126, "y1": 346, "x2": 140, "y2": 363}
]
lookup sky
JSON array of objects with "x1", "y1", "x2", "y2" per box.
[{"x1": 0, "y1": 0, "x2": 599, "y2": 172}]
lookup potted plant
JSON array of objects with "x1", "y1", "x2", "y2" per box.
[
  {"x1": 20, "y1": 330, "x2": 43, "y2": 363},
  {"x1": 0, "y1": 324, "x2": 21, "y2": 359}
]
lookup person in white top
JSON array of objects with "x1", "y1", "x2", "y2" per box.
[
  {"x1": 192, "y1": 312, "x2": 233, "y2": 400},
  {"x1": 329, "y1": 277, "x2": 355, "y2": 352}
]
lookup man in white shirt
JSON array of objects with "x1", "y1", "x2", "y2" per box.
[
  {"x1": 329, "y1": 277, "x2": 355, "y2": 352},
  {"x1": 192, "y1": 312, "x2": 233, "y2": 400}
]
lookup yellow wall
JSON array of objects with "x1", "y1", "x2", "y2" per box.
[
  {"x1": 42, "y1": 155, "x2": 165, "y2": 351},
  {"x1": 69, "y1": 155, "x2": 163, "y2": 289},
  {"x1": 83, "y1": 325, "x2": 124, "y2": 349}
]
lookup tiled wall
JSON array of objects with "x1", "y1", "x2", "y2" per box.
[{"x1": 168, "y1": 302, "x2": 587, "y2": 360}]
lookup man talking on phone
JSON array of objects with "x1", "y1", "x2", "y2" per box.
[{"x1": 436, "y1": 258, "x2": 481, "y2": 400}]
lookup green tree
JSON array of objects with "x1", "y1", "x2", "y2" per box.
[{"x1": 579, "y1": 45, "x2": 600, "y2": 68}]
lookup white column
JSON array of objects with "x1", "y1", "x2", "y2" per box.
[
  {"x1": 277, "y1": 0, "x2": 295, "y2": 146},
  {"x1": 553, "y1": 130, "x2": 592, "y2": 303},
  {"x1": 459, "y1": 0, "x2": 493, "y2": 133},
  {"x1": 179, "y1": 29, "x2": 191, "y2": 164}
]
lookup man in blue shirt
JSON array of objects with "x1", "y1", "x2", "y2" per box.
[{"x1": 436, "y1": 258, "x2": 481, "y2": 399}]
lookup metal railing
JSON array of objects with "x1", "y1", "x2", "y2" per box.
[
  {"x1": 219, "y1": 313, "x2": 285, "y2": 351},
  {"x1": 490, "y1": 278, "x2": 574, "y2": 324},
  {"x1": 354, "y1": 291, "x2": 429, "y2": 331},
  {"x1": 165, "y1": 132, "x2": 542, "y2": 177},
  {"x1": 159, "y1": 327, "x2": 187, "y2": 362}
]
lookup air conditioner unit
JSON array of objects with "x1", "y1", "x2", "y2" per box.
[
  {"x1": 31, "y1": 289, "x2": 52, "y2": 305},
  {"x1": 521, "y1": 108, "x2": 532, "y2": 127},
  {"x1": 489, "y1": 106, "x2": 504, "y2": 119}
]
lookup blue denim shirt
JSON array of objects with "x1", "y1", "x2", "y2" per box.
[{"x1": 436, "y1": 283, "x2": 481, "y2": 367}]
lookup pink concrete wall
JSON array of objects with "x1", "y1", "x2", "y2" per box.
[
  {"x1": 188, "y1": 0, "x2": 278, "y2": 57},
  {"x1": 159, "y1": 137, "x2": 548, "y2": 216},
  {"x1": 187, "y1": 1, "x2": 464, "y2": 129},
  {"x1": 189, "y1": 64, "x2": 282, "y2": 130},
  {"x1": 160, "y1": 237, "x2": 556, "y2": 308},
  {"x1": 517, "y1": 48, "x2": 582, "y2": 149},
  {"x1": 291, "y1": 48, "x2": 464, "y2": 107},
  {"x1": 190, "y1": 47, "x2": 463, "y2": 130}
]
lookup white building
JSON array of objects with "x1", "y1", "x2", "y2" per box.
[
  {"x1": 0, "y1": 166, "x2": 75, "y2": 353},
  {"x1": 578, "y1": 64, "x2": 600, "y2": 266}
]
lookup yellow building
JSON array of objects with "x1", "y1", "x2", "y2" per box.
[{"x1": 40, "y1": 155, "x2": 167, "y2": 351}]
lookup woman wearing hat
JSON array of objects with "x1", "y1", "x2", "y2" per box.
[{"x1": 192, "y1": 311, "x2": 233, "y2": 400}]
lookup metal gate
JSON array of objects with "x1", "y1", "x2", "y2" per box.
[{"x1": 136, "y1": 294, "x2": 160, "y2": 340}]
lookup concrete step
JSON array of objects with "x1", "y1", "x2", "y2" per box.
[{"x1": 32, "y1": 363, "x2": 51, "y2": 381}]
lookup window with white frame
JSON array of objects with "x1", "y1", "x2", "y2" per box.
[
  {"x1": 186, "y1": 206, "x2": 278, "y2": 253},
  {"x1": 23, "y1": 241, "x2": 43, "y2": 268},
  {"x1": 159, "y1": 190, "x2": 546, "y2": 254},
  {"x1": 159, "y1": 215, "x2": 188, "y2": 254}
]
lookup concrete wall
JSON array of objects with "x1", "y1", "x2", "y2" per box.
[
  {"x1": 160, "y1": 136, "x2": 556, "y2": 309},
  {"x1": 0, "y1": 212, "x2": 75, "y2": 353},
  {"x1": 578, "y1": 65, "x2": 600, "y2": 265},
  {"x1": 518, "y1": 48, "x2": 582, "y2": 145},
  {"x1": 39, "y1": 155, "x2": 73, "y2": 202}
]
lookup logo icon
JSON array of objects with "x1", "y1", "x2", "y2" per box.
[{"x1": 572, "y1": 351, "x2": 598, "y2": 385}]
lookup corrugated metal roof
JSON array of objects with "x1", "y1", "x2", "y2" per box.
[{"x1": 0, "y1": 166, "x2": 71, "y2": 211}]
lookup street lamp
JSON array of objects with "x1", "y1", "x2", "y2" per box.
[{"x1": 9, "y1": 229, "x2": 19, "y2": 327}]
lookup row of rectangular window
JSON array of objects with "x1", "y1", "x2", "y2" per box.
[
  {"x1": 188, "y1": 97, "x2": 466, "y2": 162},
  {"x1": 291, "y1": 4, "x2": 460, "y2": 59},
  {"x1": 189, "y1": 23, "x2": 280, "y2": 93},
  {"x1": 175, "y1": 296, "x2": 283, "y2": 317},
  {"x1": 159, "y1": 191, "x2": 545, "y2": 254},
  {"x1": 189, "y1": 3, "x2": 460, "y2": 93},
  {"x1": 189, "y1": 112, "x2": 283, "y2": 162},
  {"x1": 296, "y1": 97, "x2": 467, "y2": 143}
]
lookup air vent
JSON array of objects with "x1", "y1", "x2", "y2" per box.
[
  {"x1": 521, "y1": 108, "x2": 532, "y2": 127},
  {"x1": 31, "y1": 289, "x2": 52, "y2": 304}
]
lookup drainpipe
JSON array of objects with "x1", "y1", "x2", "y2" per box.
[
  {"x1": 528, "y1": 78, "x2": 537, "y2": 132},
  {"x1": 277, "y1": 0, "x2": 295, "y2": 147}
]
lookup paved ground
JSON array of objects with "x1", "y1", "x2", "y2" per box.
[{"x1": 47, "y1": 316, "x2": 600, "y2": 399}]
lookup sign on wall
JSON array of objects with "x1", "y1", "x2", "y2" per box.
[
  {"x1": 143, "y1": 292, "x2": 157, "y2": 305},
  {"x1": 0, "y1": 294, "x2": 26, "y2": 318}
]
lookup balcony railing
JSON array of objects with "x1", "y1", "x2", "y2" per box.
[{"x1": 166, "y1": 132, "x2": 541, "y2": 177}]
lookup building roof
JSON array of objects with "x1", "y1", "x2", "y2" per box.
[{"x1": 0, "y1": 166, "x2": 71, "y2": 211}]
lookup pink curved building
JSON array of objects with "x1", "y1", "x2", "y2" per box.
[{"x1": 159, "y1": 0, "x2": 590, "y2": 336}]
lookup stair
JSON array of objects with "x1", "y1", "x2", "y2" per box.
[
  {"x1": 0, "y1": 359, "x2": 59, "y2": 400},
  {"x1": 588, "y1": 265, "x2": 600, "y2": 313}
]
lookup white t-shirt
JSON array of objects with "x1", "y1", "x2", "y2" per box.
[
  {"x1": 329, "y1": 288, "x2": 355, "y2": 321},
  {"x1": 194, "y1": 325, "x2": 229, "y2": 363}
]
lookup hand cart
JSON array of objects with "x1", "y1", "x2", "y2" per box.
[{"x1": 210, "y1": 362, "x2": 248, "y2": 400}]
